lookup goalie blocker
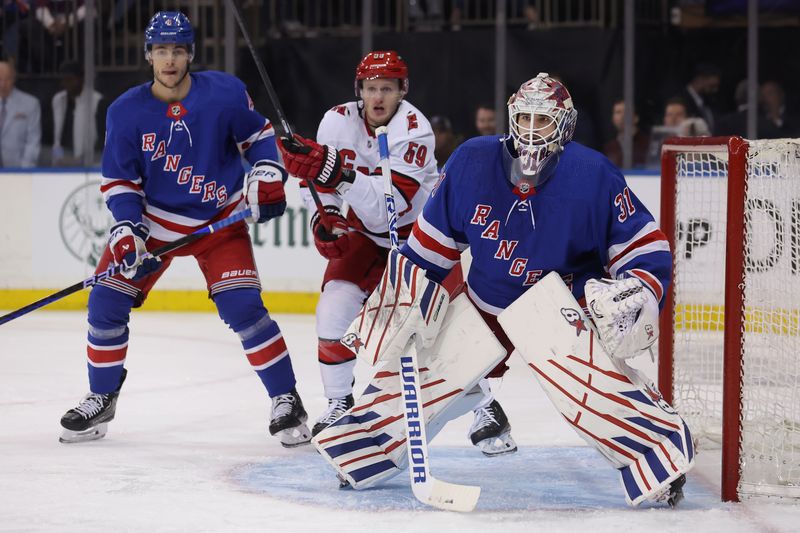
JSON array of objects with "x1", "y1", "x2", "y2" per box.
[{"x1": 498, "y1": 272, "x2": 694, "y2": 506}]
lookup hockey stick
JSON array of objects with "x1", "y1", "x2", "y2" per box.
[
  {"x1": 375, "y1": 126, "x2": 481, "y2": 512},
  {"x1": 223, "y1": 0, "x2": 332, "y2": 231},
  {"x1": 0, "y1": 208, "x2": 253, "y2": 326}
]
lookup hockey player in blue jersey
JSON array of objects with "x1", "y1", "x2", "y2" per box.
[
  {"x1": 58, "y1": 11, "x2": 312, "y2": 448},
  {"x1": 397, "y1": 73, "x2": 686, "y2": 504}
]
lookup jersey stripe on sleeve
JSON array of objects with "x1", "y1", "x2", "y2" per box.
[
  {"x1": 236, "y1": 120, "x2": 274, "y2": 152},
  {"x1": 626, "y1": 268, "x2": 664, "y2": 303},
  {"x1": 100, "y1": 177, "x2": 144, "y2": 201},
  {"x1": 607, "y1": 221, "x2": 670, "y2": 277},
  {"x1": 406, "y1": 213, "x2": 464, "y2": 270}
]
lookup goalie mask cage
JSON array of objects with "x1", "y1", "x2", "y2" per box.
[{"x1": 659, "y1": 136, "x2": 800, "y2": 502}]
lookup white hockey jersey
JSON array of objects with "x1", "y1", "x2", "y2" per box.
[{"x1": 300, "y1": 100, "x2": 438, "y2": 248}]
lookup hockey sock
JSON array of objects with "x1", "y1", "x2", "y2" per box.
[
  {"x1": 318, "y1": 339, "x2": 357, "y2": 398},
  {"x1": 214, "y1": 288, "x2": 297, "y2": 397},
  {"x1": 86, "y1": 285, "x2": 134, "y2": 394}
]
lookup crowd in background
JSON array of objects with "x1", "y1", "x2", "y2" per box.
[
  {"x1": 1, "y1": 1, "x2": 799, "y2": 170},
  {"x1": 1, "y1": 55, "x2": 797, "y2": 171}
]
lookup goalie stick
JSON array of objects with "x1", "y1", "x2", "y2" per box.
[
  {"x1": 375, "y1": 126, "x2": 481, "y2": 512},
  {"x1": 222, "y1": 0, "x2": 332, "y2": 232},
  {"x1": 0, "y1": 208, "x2": 252, "y2": 326}
]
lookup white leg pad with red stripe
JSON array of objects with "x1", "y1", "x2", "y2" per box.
[
  {"x1": 339, "y1": 249, "x2": 450, "y2": 367},
  {"x1": 313, "y1": 292, "x2": 506, "y2": 489},
  {"x1": 498, "y1": 272, "x2": 695, "y2": 506}
]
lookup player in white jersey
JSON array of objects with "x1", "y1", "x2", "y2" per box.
[{"x1": 278, "y1": 51, "x2": 516, "y2": 451}]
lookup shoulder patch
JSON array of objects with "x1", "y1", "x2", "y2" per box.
[
  {"x1": 407, "y1": 112, "x2": 418, "y2": 132},
  {"x1": 331, "y1": 105, "x2": 348, "y2": 116}
]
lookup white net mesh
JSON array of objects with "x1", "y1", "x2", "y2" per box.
[{"x1": 667, "y1": 138, "x2": 800, "y2": 499}]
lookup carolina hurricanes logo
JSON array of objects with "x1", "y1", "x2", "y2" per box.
[
  {"x1": 407, "y1": 113, "x2": 418, "y2": 131},
  {"x1": 340, "y1": 332, "x2": 364, "y2": 354},
  {"x1": 560, "y1": 307, "x2": 587, "y2": 336}
]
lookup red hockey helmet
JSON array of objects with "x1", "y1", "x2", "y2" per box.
[{"x1": 354, "y1": 51, "x2": 409, "y2": 97}]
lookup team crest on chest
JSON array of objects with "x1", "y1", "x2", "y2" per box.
[{"x1": 166, "y1": 102, "x2": 187, "y2": 121}]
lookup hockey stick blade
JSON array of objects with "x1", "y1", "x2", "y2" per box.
[
  {"x1": 0, "y1": 208, "x2": 252, "y2": 326},
  {"x1": 417, "y1": 477, "x2": 481, "y2": 513},
  {"x1": 400, "y1": 348, "x2": 481, "y2": 512}
]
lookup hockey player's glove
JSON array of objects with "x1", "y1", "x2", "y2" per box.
[
  {"x1": 245, "y1": 160, "x2": 288, "y2": 223},
  {"x1": 108, "y1": 221, "x2": 162, "y2": 280},
  {"x1": 278, "y1": 134, "x2": 355, "y2": 194},
  {"x1": 584, "y1": 277, "x2": 659, "y2": 360},
  {"x1": 311, "y1": 206, "x2": 350, "y2": 259}
]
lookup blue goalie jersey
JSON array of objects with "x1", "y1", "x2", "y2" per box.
[
  {"x1": 401, "y1": 136, "x2": 671, "y2": 315},
  {"x1": 100, "y1": 70, "x2": 279, "y2": 241}
]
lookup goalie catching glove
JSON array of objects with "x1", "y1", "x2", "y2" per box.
[
  {"x1": 584, "y1": 277, "x2": 659, "y2": 360},
  {"x1": 108, "y1": 221, "x2": 162, "y2": 280},
  {"x1": 245, "y1": 160, "x2": 288, "y2": 223},
  {"x1": 277, "y1": 134, "x2": 355, "y2": 194}
]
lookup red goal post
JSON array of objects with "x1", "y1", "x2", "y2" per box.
[{"x1": 658, "y1": 136, "x2": 800, "y2": 502}]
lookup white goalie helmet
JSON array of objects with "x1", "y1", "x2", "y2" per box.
[{"x1": 507, "y1": 73, "x2": 578, "y2": 178}]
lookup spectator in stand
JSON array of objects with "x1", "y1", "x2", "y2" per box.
[
  {"x1": 51, "y1": 61, "x2": 105, "y2": 166},
  {"x1": 663, "y1": 97, "x2": 710, "y2": 136},
  {"x1": 0, "y1": 59, "x2": 41, "y2": 167},
  {"x1": 644, "y1": 97, "x2": 710, "y2": 169},
  {"x1": 430, "y1": 114, "x2": 461, "y2": 171},
  {"x1": 17, "y1": 0, "x2": 86, "y2": 72},
  {"x1": 759, "y1": 80, "x2": 798, "y2": 138},
  {"x1": 474, "y1": 102, "x2": 497, "y2": 136},
  {"x1": 677, "y1": 63, "x2": 721, "y2": 134},
  {"x1": 602, "y1": 98, "x2": 649, "y2": 168}
]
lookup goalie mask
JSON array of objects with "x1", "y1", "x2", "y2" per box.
[{"x1": 507, "y1": 73, "x2": 577, "y2": 183}]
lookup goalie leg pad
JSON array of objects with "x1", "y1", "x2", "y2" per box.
[
  {"x1": 498, "y1": 272, "x2": 694, "y2": 506},
  {"x1": 313, "y1": 293, "x2": 506, "y2": 489},
  {"x1": 341, "y1": 250, "x2": 449, "y2": 367}
]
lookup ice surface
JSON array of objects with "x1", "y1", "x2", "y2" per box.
[{"x1": 1, "y1": 312, "x2": 798, "y2": 532}]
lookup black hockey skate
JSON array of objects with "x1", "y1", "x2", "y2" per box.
[
  {"x1": 269, "y1": 388, "x2": 312, "y2": 448},
  {"x1": 311, "y1": 394, "x2": 355, "y2": 437},
  {"x1": 468, "y1": 399, "x2": 518, "y2": 457},
  {"x1": 666, "y1": 474, "x2": 686, "y2": 507},
  {"x1": 60, "y1": 369, "x2": 127, "y2": 444}
]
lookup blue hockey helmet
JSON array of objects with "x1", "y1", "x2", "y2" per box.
[{"x1": 144, "y1": 11, "x2": 195, "y2": 59}]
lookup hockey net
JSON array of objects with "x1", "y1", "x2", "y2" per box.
[{"x1": 659, "y1": 136, "x2": 800, "y2": 502}]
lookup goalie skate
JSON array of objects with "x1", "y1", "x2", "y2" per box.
[
  {"x1": 469, "y1": 400, "x2": 518, "y2": 457},
  {"x1": 60, "y1": 369, "x2": 127, "y2": 444},
  {"x1": 651, "y1": 474, "x2": 686, "y2": 508},
  {"x1": 269, "y1": 388, "x2": 312, "y2": 448}
]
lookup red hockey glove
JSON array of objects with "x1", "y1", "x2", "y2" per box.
[
  {"x1": 245, "y1": 160, "x2": 288, "y2": 223},
  {"x1": 108, "y1": 221, "x2": 162, "y2": 280},
  {"x1": 311, "y1": 206, "x2": 350, "y2": 259},
  {"x1": 278, "y1": 134, "x2": 355, "y2": 193}
]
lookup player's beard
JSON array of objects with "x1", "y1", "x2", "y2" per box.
[{"x1": 154, "y1": 64, "x2": 190, "y2": 91}]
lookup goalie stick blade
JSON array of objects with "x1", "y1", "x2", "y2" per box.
[{"x1": 414, "y1": 477, "x2": 481, "y2": 513}]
